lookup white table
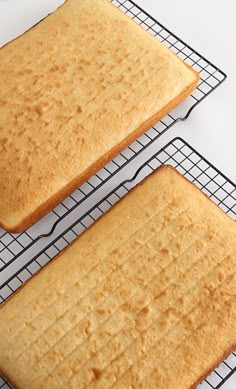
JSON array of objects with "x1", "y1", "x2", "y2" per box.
[{"x1": 0, "y1": 1, "x2": 235, "y2": 388}]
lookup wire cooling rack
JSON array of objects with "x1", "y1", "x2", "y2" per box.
[
  {"x1": 0, "y1": 0, "x2": 231, "y2": 386},
  {"x1": 0, "y1": 0, "x2": 227, "y2": 290},
  {"x1": 1, "y1": 137, "x2": 236, "y2": 388},
  {"x1": 111, "y1": 0, "x2": 227, "y2": 117}
]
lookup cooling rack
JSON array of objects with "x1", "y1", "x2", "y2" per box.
[
  {"x1": 0, "y1": 0, "x2": 227, "y2": 291},
  {"x1": 111, "y1": 0, "x2": 227, "y2": 119},
  {"x1": 0, "y1": 0, "x2": 231, "y2": 386},
  {"x1": 1, "y1": 137, "x2": 236, "y2": 389}
]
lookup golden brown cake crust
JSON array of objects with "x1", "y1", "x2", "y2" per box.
[
  {"x1": 0, "y1": 166, "x2": 235, "y2": 389},
  {"x1": 0, "y1": 0, "x2": 199, "y2": 233}
]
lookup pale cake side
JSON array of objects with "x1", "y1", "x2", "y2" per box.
[
  {"x1": 0, "y1": 166, "x2": 235, "y2": 389},
  {"x1": 0, "y1": 0, "x2": 199, "y2": 232}
]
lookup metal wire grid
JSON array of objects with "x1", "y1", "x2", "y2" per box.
[
  {"x1": 1, "y1": 137, "x2": 236, "y2": 388},
  {"x1": 0, "y1": 0, "x2": 227, "y2": 277},
  {"x1": 111, "y1": 0, "x2": 227, "y2": 115},
  {"x1": 1, "y1": 136, "x2": 236, "y2": 299},
  {"x1": 0, "y1": 0, "x2": 232, "y2": 385},
  {"x1": 0, "y1": 376, "x2": 12, "y2": 389}
]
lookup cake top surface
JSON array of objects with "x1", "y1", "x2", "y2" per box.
[
  {"x1": 0, "y1": 0, "x2": 198, "y2": 232},
  {"x1": 0, "y1": 166, "x2": 235, "y2": 388}
]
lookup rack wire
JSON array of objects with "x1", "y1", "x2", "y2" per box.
[
  {"x1": 0, "y1": 0, "x2": 231, "y2": 387},
  {"x1": 0, "y1": 0, "x2": 227, "y2": 288},
  {"x1": 0, "y1": 377, "x2": 12, "y2": 389},
  {"x1": 111, "y1": 0, "x2": 227, "y2": 116},
  {"x1": 1, "y1": 137, "x2": 236, "y2": 388}
]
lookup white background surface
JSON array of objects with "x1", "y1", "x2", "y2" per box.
[
  {"x1": 136, "y1": 0, "x2": 236, "y2": 186},
  {"x1": 0, "y1": 0, "x2": 235, "y2": 388}
]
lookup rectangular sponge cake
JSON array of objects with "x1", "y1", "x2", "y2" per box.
[
  {"x1": 0, "y1": 166, "x2": 235, "y2": 389},
  {"x1": 0, "y1": 0, "x2": 199, "y2": 232}
]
